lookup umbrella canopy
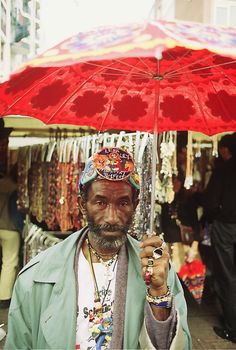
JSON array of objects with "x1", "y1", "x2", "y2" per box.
[
  {"x1": 1, "y1": 19, "x2": 236, "y2": 232},
  {"x1": 0, "y1": 19, "x2": 236, "y2": 136}
]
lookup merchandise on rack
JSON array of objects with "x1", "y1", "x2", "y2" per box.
[
  {"x1": 18, "y1": 131, "x2": 155, "y2": 244},
  {"x1": 17, "y1": 130, "x2": 216, "y2": 262}
]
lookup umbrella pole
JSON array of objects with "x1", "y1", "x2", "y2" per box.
[
  {"x1": 149, "y1": 72, "x2": 160, "y2": 236},
  {"x1": 149, "y1": 129, "x2": 158, "y2": 235}
]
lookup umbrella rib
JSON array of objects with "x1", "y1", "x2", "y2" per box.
[
  {"x1": 3, "y1": 67, "x2": 66, "y2": 112},
  {"x1": 79, "y1": 59, "x2": 152, "y2": 78},
  {"x1": 164, "y1": 55, "x2": 236, "y2": 79},
  {"x1": 188, "y1": 79, "x2": 212, "y2": 134},
  {"x1": 98, "y1": 60, "x2": 145, "y2": 131},
  {"x1": 172, "y1": 55, "x2": 211, "y2": 134},
  {"x1": 46, "y1": 62, "x2": 123, "y2": 123},
  {"x1": 79, "y1": 58, "x2": 153, "y2": 77},
  {"x1": 96, "y1": 71, "x2": 150, "y2": 79},
  {"x1": 47, "y1": 58, "x2": 156, "y2": 124},
  {"x1": 218, "y1": 71, "x2": 236, "y2": 86},
  {"x1": 210, "y1": 79, "x2": 235, "y2": 117},
  {"x1": 131, "y1": 57, "x2": 156, "y2": 76},
  {"x1": 114, "y1": 58, "x2": 154, "y2": 77},
  {"x1": 164, "y1": 60, "x2": 236, "y2": 79},
  {"x1": 161, "y1": 49, "x2": 194, "y2": 73},
  {"x1": 162, "y1": 53, "x2": 218, "y2": 78}
]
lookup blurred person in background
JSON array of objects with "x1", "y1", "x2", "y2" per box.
[
  {"x1": 0, "y1": 163, "x2": 22, "y2": 309},
  {"x1": 204, "y1": 134, "x2": 236, "y2": 343},
  {"x1": 161, "y1": 174, "x2": 202, "y2": 274}
]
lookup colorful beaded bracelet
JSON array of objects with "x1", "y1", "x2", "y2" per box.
[{"x1": 146, "y1": 286, "x2": 172, "y2": 308}]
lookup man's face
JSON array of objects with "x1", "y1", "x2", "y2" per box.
[
  {"x1": 80, "y1": 179, "x2": 138, "y2": 250},
  {"x1": 219, "y1": 146, "x2": 231, "y2": 161}
]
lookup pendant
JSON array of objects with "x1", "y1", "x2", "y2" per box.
[
  {"x1": 104, "y1": 267, "x2": 114, "y2": 281},
  {"x1": 94, "y1": 300, "x2": 102, "y2": 312}
]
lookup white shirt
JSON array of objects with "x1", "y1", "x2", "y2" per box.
[{"x1": 76, "y1": 249, "x2": 117, "y2": 350}]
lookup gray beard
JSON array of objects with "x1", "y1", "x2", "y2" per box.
[
  {"x1": 88, "y1": 229, "x2": 128, "y2": 250},
  {"x1": 86, "y1": 217, "x2": 132, "y2": 250}
]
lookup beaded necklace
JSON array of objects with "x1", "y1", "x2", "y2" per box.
[
  {"x1": 87, "y1": 239, "x2": 118, "y2": 280},
  {"x1": 86, "y1": 238, "x2": 118, "y2": 315}
]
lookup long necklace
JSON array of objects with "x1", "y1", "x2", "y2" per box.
[
  {"x1": 86, "y1": 239, "x2": 118, "y2": 282},
  {"x1": 86, "y1": 239, "x2": 118, "y2": 315}
]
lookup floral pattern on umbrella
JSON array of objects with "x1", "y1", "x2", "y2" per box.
[{"x1": 0, "y1": 20, "x2": 236, "y2": 135}]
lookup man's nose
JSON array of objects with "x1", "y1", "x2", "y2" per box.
[{"x1": 104, "y1": 204, "x2": 119, "y2": 225}]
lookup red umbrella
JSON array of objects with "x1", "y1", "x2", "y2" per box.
[
  {"x1": 1, "y1": 19, "x2": 236, "y2": 231},
  {"x1": 0, "y1": 19, "x2": 236, "y2": 135}
]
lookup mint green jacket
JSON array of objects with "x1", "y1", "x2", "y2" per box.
[{"x1": 5, "y1": 229, "x2": 191, "y2": 349}]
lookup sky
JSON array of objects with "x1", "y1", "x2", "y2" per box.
[{"x1": 40, "y1": 0, "x2": 156, "y2": 50}]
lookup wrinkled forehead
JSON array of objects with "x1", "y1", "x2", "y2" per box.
[
  {"x1": 88, "y1": 178, "x2": 134, "y2": 196},
  {"x1": 85, "y1": 180, "x2": 136, "y2": 207}
]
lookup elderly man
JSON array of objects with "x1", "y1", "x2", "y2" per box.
[{"x1": 5, "y1": 147, "x2": 191, "y2": 350}]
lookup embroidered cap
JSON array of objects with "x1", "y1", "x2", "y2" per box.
[{"x1": 79, "y1": 147, "x2": 140, "y2": 192}]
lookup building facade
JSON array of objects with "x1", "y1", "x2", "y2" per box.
[
  {"x1": 0, "y1": 0, "x2": 40, "y2": 82},
  {"x1": 0, "y1": 0, "x2": 11, "y2": 80},
  {"x1": 154, "y1": 0, "x2": 236, "y2": 26},
  {"x1": 175, "y1": 0, "x2": 236, "y2": 26}
]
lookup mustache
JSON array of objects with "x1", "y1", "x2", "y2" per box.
[{"x1": 88, "y1": 222, "x2": 129, "y2": 234}]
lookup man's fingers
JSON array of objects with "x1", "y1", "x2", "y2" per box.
[
  {"x1": 140, "y1": 254, "x2": 169, "y2": 268},
  {"x1": 140, "y1": 243, "x2": 168, "y2": 259},
  {"x1": 141, "y1": 234, "x2": 164, "y2": 249}
]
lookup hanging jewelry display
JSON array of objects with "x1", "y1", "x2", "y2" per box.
[
  {"x1": 212, "y1": 135, "x2": 218, "y2": 157},
  {"x1": 56, "y1": 140, "x2": 73, "y2": 232},
  {"x1": 195, "y1": 141, "x2": 202, "y2": 158},
  {"x1": 28, "y1": 144, "x2": 44, "y2": 223},
  {"x1": 184, "y1": 131, "x2": 194, "y2": 189},
  {"x1": 70, "y1": 140, "x2": 83, "y2": 230},
  {"x1": 171, "y1": 132, "x2": 178, "y2": 175},
  {"x1": 41, "y1": 144, "x2": 50, "y2": 222},
  {"x1": 156, "y1": 132, "x2": 176, "y2": 204},
  {"x1": 17, "y1": 146, "x2": 31, "y2": 211},
  {"x1": 45, "y1": 144, "x2": 60, "y2": 230}
]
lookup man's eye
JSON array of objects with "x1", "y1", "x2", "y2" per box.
[
  {"x1": 96, "y1": 201, "x2": 106, "y2": 206},
  {"x1": 119, "y1": 201, "x2": 129, "y2": 207}
]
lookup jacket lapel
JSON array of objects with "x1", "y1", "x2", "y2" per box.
[
  {"x1": 40, "y1": 270, "x2": 77, "y2": 349},
  {"x1": 111, "y1": 244, "x2": 128, "y2": 349},
  {"x1": 123, "y1": 237, "x2": 146, "y2": 350},
  {"x1": 34, "y1": 229, "x2": 86, "y2": 349}
]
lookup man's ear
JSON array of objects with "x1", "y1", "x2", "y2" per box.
[{"x1": 78, "y1": 195, "x2": 87, "y2": 216}]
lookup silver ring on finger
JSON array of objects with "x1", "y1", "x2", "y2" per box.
[
  {"x1": 152, "y1": 247, "x2": 163, "y2": 259},
  {"x1": 160, "y1": 241, "x2": 166, "y2": 250},
  {"x1": 152, "y1": 241, "x2": 166, "y2": 260},
  {"x1": 147, "y1": 257, "x2": 154, "y2": 267}
]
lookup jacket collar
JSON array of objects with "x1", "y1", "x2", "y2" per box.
[{"x1": 33, "y1": 228, "x2": 88, "y2": 284}]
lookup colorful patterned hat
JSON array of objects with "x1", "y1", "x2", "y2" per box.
[{"x1": 79, "y1": 147, "x2": 140, "y2": 192}]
